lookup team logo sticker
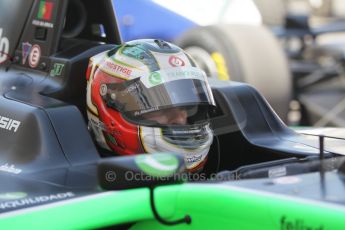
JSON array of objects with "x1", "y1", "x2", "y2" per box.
[
  {"x1": 169, "y1": 55, "x2": 185, "y2": 67},
  {"x1": 28, "y1": 45, "x2": 41, "y2": 68},
  {"x1": 50, "y1": 63, "x2": 64, "y2": 77},
  {"x1": 21, "y1": 42, "x2": 32, "y2": 65}
]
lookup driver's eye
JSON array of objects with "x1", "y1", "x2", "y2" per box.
[{"x1": 141, "y1": 108, "x2": 188, "y2": 125}]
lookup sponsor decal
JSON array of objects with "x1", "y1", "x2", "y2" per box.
[
  {"x1": 148, "y1": 72, "x2": 162, "y2": 86},
  {"x1": 106, "y1": 61, "x2": 132, "y2": 75},
  {"x1": 0, "y1": 192, "x2": 75, "y2": 210},
  {"x1": 169, "y1": 55, "x2": 185, "y2": 67},
  {"x1": 268, "y1": 167, "x2": 287, "y2": 178},
  {"x1": 21, "y1": 42, "x2": 32, "y2": 65},
  {"x1": 272, "y1": 176, "x2": 301, "y2": 185},
  {"x1": 89, "y1": 117, "x2": 106, "y2": 131},
  {"x1": 133, "y1": 106, "x2": 158, "y2": 116},
  {"x1": 135, "y1": 153, "x2": 179, "y2": 177},
  {"x1": 28, "y1": 44, "x2": 41, "y2": 68},
  {"x1": 185, "y1": 154, "x2": 202, "y2": 164},
  {"x1": 280, "y1": 216, "x2": 324, "y2": 230},
  {"x1": 122, "y1": 46, "x2": 145, "y2": 60},
  {"x1": 49, "y1": 63, "x2": 64, "y2": 77},
  {"x1": 0, "y1": 192, "x2": 27, "y2": 200},
  {"x1": 32, "y1": 19, "x2": 54, "y2": 28},
  {"x1": 171, "y1": 128, "x2": 202, "y2": 135},
  {"x1": 141, "y1": 67, "x2": 206, "y2": 88},
  {"x1": 37, "y1": 0, "x2": 54, "y2": 21},
  {"x1": 0, "y1": 115, "x2": 21, "y2": 132},
  {"x1": 101, "y1": 60, "x2": 132, "y2": 77},
  {"x1": 0, "y1": 28, "x2": 10, "y2": 64},
  {"x1": 0, "y1": 163, "x2": 22, "y2": 174},
  {"x1": 165, "y1": 68, "x2": 205, "y2": 79}
]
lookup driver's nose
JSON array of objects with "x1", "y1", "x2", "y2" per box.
[{"x1": 169, "y1": 109, "x2": 187, "y2": 125}]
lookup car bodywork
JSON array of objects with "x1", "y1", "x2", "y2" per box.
[{"x1": 1, "y1": 0, "x2": 345, "y2": 229}]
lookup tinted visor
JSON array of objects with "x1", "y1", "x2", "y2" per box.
[{"x1": 102, "y1": 67, "x2": 215, "y2": 124}]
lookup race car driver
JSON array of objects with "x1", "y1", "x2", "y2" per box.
[{"x1": 86, "y1": 39, "x2": 216, "y2": 172}]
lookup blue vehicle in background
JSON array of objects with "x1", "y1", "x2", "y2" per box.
[{"x1": 113, "y1": 0, "x2": 197, "y2": 42}]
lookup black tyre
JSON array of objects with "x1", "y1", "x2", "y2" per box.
[{"x1": 175, "y1": 24, "x2": 292, "y2": 122}]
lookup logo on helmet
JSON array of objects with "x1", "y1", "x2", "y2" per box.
[
  {"x1": 148, "y1": 72, "x2": 162, "y2": 86},
  {"x1": 104, "y1": 60, "x2": 132, "y2": 77},
  {"x1": 169, "y1": 55, "x2": 185, "y2": 67}
]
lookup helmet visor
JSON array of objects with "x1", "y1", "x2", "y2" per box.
[{"x1": 102, "y1": 67, "x2": 215, "y2": 122}]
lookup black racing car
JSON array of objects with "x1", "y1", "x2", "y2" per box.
[{"x1": 1, "y1": 0, "x2": 345, "y2": 229}]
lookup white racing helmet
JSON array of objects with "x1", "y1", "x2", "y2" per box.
[{"x1": 86, "y1": 39, "x2": 216, "y2": 171}]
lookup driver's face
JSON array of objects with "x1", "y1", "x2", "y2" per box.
[{"x1": 142, "y1": 107, "x2": 187, "y2": 125}]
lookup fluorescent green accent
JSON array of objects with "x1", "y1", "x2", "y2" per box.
[
  {"x1": 148, "y1": 72, "x2": 162, "y2": 86},
  {"x1": 49, "y1": 63, "x2": 64, "y2": 77},
  {"x1": 0, "y1": 189, "x2": 162, "y2": 229},
  {"x1": 105, "y1": 134, "x2": 117, "y2": 145},
  {"x1": 135, "y1": 153, "x2": 179, "y2": 177},
  {"x1": 0, "y1": 192, "x2": 27, "y2": 200},
  {"x1": 133, "y1": 184, "x2": 345, "y2": 230},
  {"x1": 37, "y1": 1, "x2": 46, "y2": 19},
  {"x1": 1, "y1": 184, "x2": 345, "y2": 229}
]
